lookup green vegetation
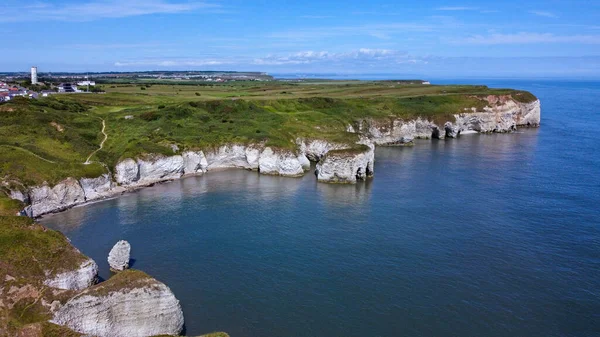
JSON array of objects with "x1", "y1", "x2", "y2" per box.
[
  {"x1": 87, "y1": 269, "x2": 157, "y2": 296},
  {"x1": 0, "y1": 216, "x2": 87, "y2": 281},
  {"x1": 0, "y1": 215, "x2": 88, "y2": 334},
  {"x1": 40, "y1": 322, "x2": 83, "y2": 337},
  {"x1": 0, "y1": 81, "x2": 537, "y2": 186},
  {"x1": 0, "y1": 196, "x2": 23, "y2": 216}
]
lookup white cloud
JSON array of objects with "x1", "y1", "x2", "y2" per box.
[
  {"x1": 267, "y1": 23, "x2": 434, "y2": 40},
  {"x1": 252, "y1": 49, "x2": 426, "y2": 65},
  {"x1": 70, "y1": 42, "x2": 171, "y2": 50},
  {"x1": 0, "y1": 0, "x2": 219, "y2": 22},
  {"x1": 529, "y1": 10, "x2": 558, "y2": 18},
  {"x1": 115, "y1": 59, "x2": 228, "y2": 67},
  {"x1": 114, "y1": 49, "x2": 429, "y2": 68},
  {"x1": 451, "y1": 32, "x2": 600, "y2": 45}
]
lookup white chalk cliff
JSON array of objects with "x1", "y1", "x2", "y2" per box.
[
  {"x1": 9, "y1": 97, "x2": 540, "y2": 216},
  {"x1": 316, "y1": 145, "x2": 375, "y2": 183},
  {"x1": 51, "y1": 270, "x2": 184, "y2": 337},
  {"x1": 358, "y1": 97, "x2": 541, "y2": 144},
  {"x1": 43, "y1": 258, "x2": 98, "y2": 291},
  {"x1": 108, "y1": 240, "x2": 131, "y2": 271}
]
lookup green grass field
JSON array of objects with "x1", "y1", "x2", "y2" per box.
[{"x1": 0, "y1": 81, "x2": 537, "y2": 188}]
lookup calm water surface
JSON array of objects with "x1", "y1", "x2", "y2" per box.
[{"x1": 41, "y1": 80, "x2": 600, "y2": 337}]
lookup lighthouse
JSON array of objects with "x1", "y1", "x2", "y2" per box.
[{"x1": 31, "y1": 66, "x2": 38, "y2": 85}]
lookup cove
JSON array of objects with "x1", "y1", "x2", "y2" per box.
[{"x1": 41, "y1": 79, "x2": 600, "y2": 337}]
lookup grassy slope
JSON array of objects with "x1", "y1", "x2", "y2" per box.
[
  {"x1": 0, "y1": 215, "x2": 89, "y2": 334},
  {"x1": 0, "y1": 216, "x2": 88, "y2": 281},
  {"x1": 0, "y1": 82, "x2": 537, "y2": 186}
]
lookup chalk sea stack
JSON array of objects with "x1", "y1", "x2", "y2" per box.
[{"x1": 108, "y1": 240, "x2": 131, "y2": 272}]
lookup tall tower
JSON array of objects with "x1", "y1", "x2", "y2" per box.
[{"x1": 31, "y1": 66, "x2": 38, "y2": 85}]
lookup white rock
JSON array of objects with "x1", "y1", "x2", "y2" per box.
[
  {"x1": 444, "y1": 122, "x2": 460, "y2": 138},
  {"x1": 182, "y1": 151, "x2": 207, "y2": 176},
  {"x1": 51, "y1": 271, "x2": 184, "y2": 337},
  {"x1": 316, "y1": 146, "x2": 375, "y2": 183},
  {"x1": 80, "y1": 174, "x2": 113, "y2": 200},
  {"x1": 298, "y1": 139, "x2": 347, "y2": 162},
  {"x1": 453, "y1": 97, "x2": 541, "y2": 133},
  {"x1": 362, "y1": 118, "x2": 438, "y2": 144},
  {"x1": 108, "y1": 240, "x2": 131, "y2": 271},
  {"x1": 245, "y1": 146, "x2": 261, "y2": 170},
  {"x1": 298, "y1": 153, "x2": 311, "y2": 171},
  {"x1": 29, "y1": 178, "x2": 86, "y2": 216},
  {"x1": 361, "y1": 97, "x2": 541, "y2": 144},
  {"x1": 115, "y1": 159, "x2": 139, "y2": 185},
  {"x1": 137, "y1": 155, "x2": 184, "y2": 184},
  {"x1": 44, "y1": 259, "x2": 98, "y2": 291},
  {"x1": 205, "y1": 145, "x2": 254, "y2": 170},
  {"x1": 9, "y1": 189, "x2": 28, "y2": 203},
  {"x1": 258, "y1": 147, "x2": 305, "y2": 176}
]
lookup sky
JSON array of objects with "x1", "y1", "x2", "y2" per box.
[{"x1": 1, "y1": 0, "x2": 600, "y2": 78}]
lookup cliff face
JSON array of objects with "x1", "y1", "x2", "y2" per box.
[
  {"x1": 43, "y1": 259, "x2": 99, "y2": 291},
  {"x1": 28, "y1": 178, "x2": 86, "y2": 216},
  {"x1": 360, "y1": 98, "x2": 541, "y2": 145},
  {"x1": 452, "y1": 98, "x2": 541, "y2": 134},
  {"x1": 0, "y1": 216, "x2": 185, "y2": 336},
  {"x1": 316, "y1": 144, "x2": 375, "y2": 184},
  {"x1": 51, "y1": 270, "x2": 184, "y2": 337},
  {"x1": 8, "y1": 97, "x2": 541, "y2": 216}
]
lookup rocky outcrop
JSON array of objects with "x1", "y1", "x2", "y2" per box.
[
  {"x1": 359, "y1": 98, "x2": 541, "y2": 145},
  {"x1": 258, "y1": 147, "x2": 309, "y2": 176},
  {"x1": 80, "y1": 174, "x2": 113, "y2": 200},
  {"x1": 453, "y1": 98, "x2": 541, "y2": 133},
  {"x1": 43, "y1": 259, "x2": 98, "y2": 291},
  {"x1": 204, "y1": 145, "x2": 256, "y2": 170},
  {"x1": 444, "y1": 122, "x2": 460, "y2": 138},
  {"x1": 360, "y1": 118, "x2": 437, "y2": 145},
  {"x1": 137, "y1": 155, "x2": 184, "y2": 185},
  {"x1": 51, "y1": 270, "x2": 185, "y2": 337},
  {"x1": 108, "y1": 240, "x2": 131, "y2": 271},
  {"x1": 28, "y1": 178, "x2": 86, "y2": 216},
  {"x1": 316, "y1": 145, "x2": 375, "y2": 183},
  {"x1": 182, "y1": 151, "x2": 208, "y2": 176},
  {"x1": 298, "y1": 139, "x2": 347, "y2": 161},
  {"x1": 115, "y1": 158, "x2": 139, "y2": 185}
]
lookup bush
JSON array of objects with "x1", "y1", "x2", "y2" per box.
[
  {"x1": 195, "y1": 92, "x2": 201, "y2": 96},
  {"x1": 140, "y1": 111, "x2": 159, "y2": 121}
]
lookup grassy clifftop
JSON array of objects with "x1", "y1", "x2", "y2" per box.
[
  {"x1": 0, "y1": 215, "x2": 89, "y2": 334},
  {"x1": 0, "y1": 81, "x2": 537, "y2": 187}
]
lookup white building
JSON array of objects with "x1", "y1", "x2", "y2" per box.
[
  {"x1": 31, "y1": 66, "x2": 38, "y2": 85},
  {"x1": 77, "y1": 80, "x2": 96, "y2": 86}
]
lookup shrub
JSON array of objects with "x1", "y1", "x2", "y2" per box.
[{"x1": 140, "y1": 111, "x2": 159, "y2": 121}]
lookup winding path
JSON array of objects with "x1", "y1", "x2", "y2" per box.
[{"x1": 85, "y1": 119, "x2": 107, "y2": 164}]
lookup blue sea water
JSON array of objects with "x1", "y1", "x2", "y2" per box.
[{"x1": 41, "y1": 79, "x2": 600, "y2": 337}]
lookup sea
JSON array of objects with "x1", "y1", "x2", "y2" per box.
[{"x1": 41, "y1": 79, "x2": 600, "y2": 337}]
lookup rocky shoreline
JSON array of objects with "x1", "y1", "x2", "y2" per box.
[
  {"x1": 8, "y1": 97, "x2": 540, "y2": 218},
  {"x1": 1, "y1": 96, "x2": 540, "y2": 336},
  {"x1": 0, "y1": 217, "x2": 192, "y2": 337}
]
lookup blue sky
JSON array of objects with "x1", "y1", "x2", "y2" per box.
[{"x1": 1, "y1": 0, "x2": 600, "y2": 77}]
